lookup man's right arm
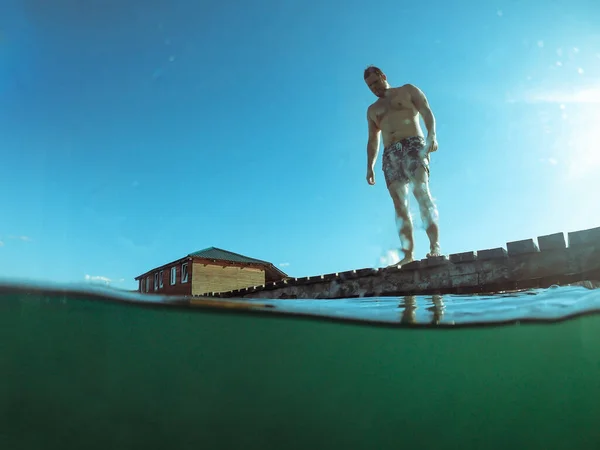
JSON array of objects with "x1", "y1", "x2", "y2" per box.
[{"x1": 366, "y1": 110, "x2": 381, "y2": 172}]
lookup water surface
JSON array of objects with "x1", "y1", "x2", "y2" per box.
[{"x1": 1, "y1": 281, "x2": 600, "y2": 449}]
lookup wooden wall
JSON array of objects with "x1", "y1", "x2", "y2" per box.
[{"x1": 191, "y1": 262, "x2": 265, "y2": 295}]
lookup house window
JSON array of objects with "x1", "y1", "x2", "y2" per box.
[
  {"x1": 145, "y1": 277, "x2": 150, "y2": 291},
  {"x1": 159, "y1": 270, "x2": 164, "y2": 288},
  {"x1": 170, "y1": 267, "x2": 176, "y2": 285},
  {"x1": 181, "y1": 263, "x2": 189, "y2": 283},
  {"x1": 154, "y1": 273, "x2": 159, "y2": 291}
]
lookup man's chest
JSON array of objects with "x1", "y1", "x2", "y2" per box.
[{"x1": 371, "y1": 93, "x2": 415, "y2": 122}]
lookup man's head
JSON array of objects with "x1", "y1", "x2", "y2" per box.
[{"x1": 364, "y1": 65, "x2": 389, "y2": 98}]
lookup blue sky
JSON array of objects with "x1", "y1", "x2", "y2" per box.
[{"x1": 1, "y1": 0, "x2": 600, "y2": 290}]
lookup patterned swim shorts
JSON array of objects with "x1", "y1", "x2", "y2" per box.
[{"x1": 382, "y1": 136, "x2": 430, "y2": 188}]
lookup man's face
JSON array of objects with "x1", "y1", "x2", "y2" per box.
[{"x1": 365, "y1": 72, "x2": 388, "y2": 98}]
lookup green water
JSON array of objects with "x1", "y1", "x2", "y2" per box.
[{"x1": 2, "y1": 290, "x2": 600, "y2": 449}]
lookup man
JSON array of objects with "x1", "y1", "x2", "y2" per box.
[{"x1": 364, "y1": 65, "x2": 441, "y2": 267}]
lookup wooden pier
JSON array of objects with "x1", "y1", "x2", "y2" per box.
[{"x1": 199, "y1": 226, "x2": 600, "y2": 300}]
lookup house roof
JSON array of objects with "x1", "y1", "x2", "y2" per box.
[
  {"x1": 189, "y1": 247, "x2": 288, "y2": 282},
  {"x1": 189, "y1": 247, "x2": 271, "y2": 265},
  {"x1": 135, "y1": 247, "x2": 288, "y2": 282}
]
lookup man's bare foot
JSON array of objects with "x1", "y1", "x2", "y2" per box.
[
  {"x1": 427, "y1": 244, "x2": 442, "y2": 258},
  {"x1": 387, "y1": 254, "x2": 414, "y2": 268}
]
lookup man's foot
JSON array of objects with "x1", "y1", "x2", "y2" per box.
[
  {"x1": 427, "y1": 244, "x2": 442, "y2": 258},
  {"x1": 387, "y1": 253, "x2": 414, "y2": 268}
]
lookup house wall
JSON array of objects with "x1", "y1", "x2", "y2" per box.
[
  {"x1": 137, "y1": 260, "x2": 192, "y2": 296},
  {"x1": 191, "y1": 262, "x2": 265, "y2": 295}
]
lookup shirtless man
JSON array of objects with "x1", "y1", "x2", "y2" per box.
[{"x1": 364, "y1": 65, "x2": 441, "y2": 267}]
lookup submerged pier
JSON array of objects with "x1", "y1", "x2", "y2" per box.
[{"x1": 201, "y1": 226, "x2": 600, "y2": 300}]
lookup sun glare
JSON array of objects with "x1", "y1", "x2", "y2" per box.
[
  {"x1": 524, "y1": 82, "x2": 600, "y2": 180},
  {"x1": 561, "y1": 103, "x2": 600, "y2": 179}
]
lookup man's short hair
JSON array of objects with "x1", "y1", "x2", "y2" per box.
[{"x1": 364, "y1": 65, "x2": 384, "y2": 79}]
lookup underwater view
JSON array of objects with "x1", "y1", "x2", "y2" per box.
[
  {"x1": 3, "y1": 0, "x2": 600, "y2": 448},
  {"x1": 2, "y1": 281, "x2": 600, "y2": 449}
]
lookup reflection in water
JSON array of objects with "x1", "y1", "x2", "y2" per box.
[{"x1": 399, "y1": 295, "x2": 445, "y2": 325}]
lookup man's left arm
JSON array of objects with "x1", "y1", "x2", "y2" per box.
[{"x1": 406, "y1": 84, "x2": 438, "y2": 153}]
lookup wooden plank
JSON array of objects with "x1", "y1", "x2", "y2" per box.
[
  {"x1": 414, "y1": 264, "x2": 452, "y2": 291},
  {"x1": 449, "y1": 261, "x2": 479, "y2": 287},
  {"x1": 338, "y1": 270, "x2": 359, "y2": 280},
  {"x1": 449, "y1": 273, "x2": 479, "y2": 288},
  {"x1": 424, "y1": 255, "x2": 450, "y2": 267},
  {"x1": 401, "y1": 260, "x2": 422, "y2": 270},
  {"x1": 565, "y1": 244, "x2": 600, "y2": 274},
  {"x1": 477, "y1": 247, "x2": 508, "y2": 260},
  {"x1": 476, "y1": 259, "x2": 510, "y2": 285},
  {"x1": 449, "y1": 251, "x2": 477, "y2": 263},
  {"x1": 321, "y1": 273, "x2": 339, "y2": 281},
  {"x1": 538, "y1": 232, "x2": 566, "y2": 251},
  {"x1": 378, "y1": 268, "x2": 418, "y2": 295},
  {"x1": 568, "y1": 226, "x2": 600, "y2": 247},
  {"x1": 506, "y1": 249, "x2": 570, "y2": 280},
  {"x1": 326, "y1": 279, "x2": 359, "y2": 299},
  {"x1": 206, "y1": 227, "x2": 600, "y2": 300},
  {"x1": 355, "y1": 268, "x2": 380, "y2": 277},
  {"x1": 506, "y1": 238, "x2": 539, "y2": 256}
]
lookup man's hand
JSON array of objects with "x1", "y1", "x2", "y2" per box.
[
  {"x1": 366, "y1": 167, "x2": 375, "y2": 185},
  {"x1": 427, "y1": 135, "x2": 438, "y2": 153},
  {"x1": 420, "y1": 135, "x2": 438, "y2": 159}
]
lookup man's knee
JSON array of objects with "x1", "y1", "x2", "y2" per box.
[
  {"x1": 412, "y1": 182, "x2": 431, "y2": 202},
  {"x1": 413, "y1": 182, "x2": 438, "y2": 215},
  {"x1": 388, "y1": 182, "x2": 409, "y2": 208},
  {"x1": 410, "y1": 163, "x2": 429, "y2": 185}
]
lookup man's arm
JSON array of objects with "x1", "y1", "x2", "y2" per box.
[
  {"x1": 406, "y1": 84, "x2": 436, "y2": 139},
  {"x1": 366, "y1": 109, "x2": 381, "y2": 171}
]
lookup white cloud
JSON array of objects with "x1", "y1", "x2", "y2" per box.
[
  {"x1": 9, "y1": 235, "x2": 32, "y2": 242},
  {"x1": 85, "y1": 275, "x2": 124, "y2": 285},
  {"x1": 279, "y1": 262, "x2": 290, "y2": 267}
]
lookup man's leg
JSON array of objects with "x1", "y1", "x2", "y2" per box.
[
  {"x1": 387, "y1": 180, "x2": 415, "y2": 266},
  {"x1": 411, "y1": 166, "x2": 441, "y2": 257}
]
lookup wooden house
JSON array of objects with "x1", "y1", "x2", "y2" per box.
[{"x1": 135, "y1": 247, "x2": 288, "y2": 296}]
